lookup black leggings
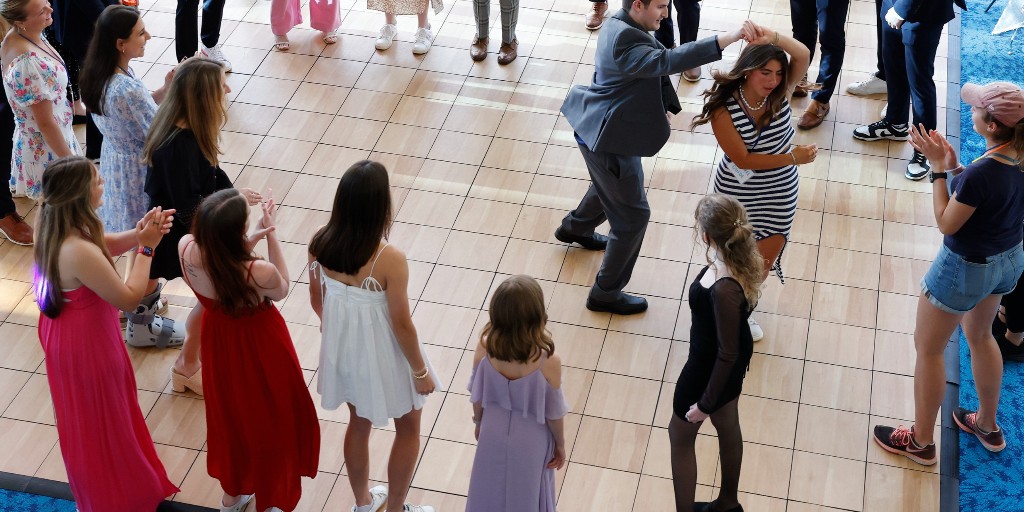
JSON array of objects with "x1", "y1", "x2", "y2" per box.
[
  {"x1": 668, "y1": 398, "x2": 742, "y2": 512},
  {"x1": 1002, "y1": 273, "x2": 1024, "y2": 333}
]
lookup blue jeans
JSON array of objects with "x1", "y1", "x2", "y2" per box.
[
  {"x1": 790, "y1": 0, "x2": 850, "y2": 103},
  {"x1": 922, "y1": 243, "x2": 1024, "y2": 314}
]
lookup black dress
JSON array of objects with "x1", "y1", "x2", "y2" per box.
[
  {"x1": 673, "y1": 266, "x2": 754, "y2": 417},
  {"x1": 144, "y1": 129, "x2": 233, "y2": 280}
]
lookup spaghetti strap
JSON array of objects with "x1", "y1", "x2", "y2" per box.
[
  {"x1": 245, "y1": 260, "x2": 257, "y2": 283},
  {"x1": 361, "y1": 242, "x2": 390, "y2": 292},
  {"x1": 180, "y1": 240, "x2": 196, "y2": 288},
  {"x1": 309, "y1": 261, "x2": 327, "y2": 307}
]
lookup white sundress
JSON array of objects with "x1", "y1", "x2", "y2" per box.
[{"x1": 313, "y1": 243, "x2": 441, "y2": 427}]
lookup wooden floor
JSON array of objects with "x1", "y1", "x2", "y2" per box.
[{"x1": 0, "y1": 0, "x2": 952, "y2": 510}]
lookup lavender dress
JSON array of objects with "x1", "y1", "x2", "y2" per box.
[{"x1": 466, "y1": 356, "x2": 570, "y2": 512}]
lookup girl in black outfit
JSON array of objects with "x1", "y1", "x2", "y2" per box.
[
  {"x1": 669, "y1": 194, "x2": 765, "y2": 512},
  {"x1": 138, "y1": 57, "x2": 261, "y2": 394}
]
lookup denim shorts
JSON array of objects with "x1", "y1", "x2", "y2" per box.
[{"x1": 921, "y1": 243, "x2": 1024, "y2": 314}]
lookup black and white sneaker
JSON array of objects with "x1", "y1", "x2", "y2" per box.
[
  {"x1": 905, "y1": 150, "x2": 930, "y2": 181},
  {"x1": 853, "y1": 119, "x2": 909, "y2": 141}
]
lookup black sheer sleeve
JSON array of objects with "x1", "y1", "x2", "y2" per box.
[{"x1": 697, "y1": 278, "x2": 746, "y2": 414}]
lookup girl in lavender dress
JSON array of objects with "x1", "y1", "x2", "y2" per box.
[{"x1": 466, "y1": 274, "x2": 569, "y2": 512}]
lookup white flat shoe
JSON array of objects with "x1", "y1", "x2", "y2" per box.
[
  {"x1": 748, "y1": 318, "x2": 764, "y2": 342},
  {"x1": 221, "y1": 493, "x2": 254, "y2": 512}
]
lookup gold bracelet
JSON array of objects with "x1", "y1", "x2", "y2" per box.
[
  {"x1": 790, "y1": 151, "x2": 798, "y2": 166},
  {"x1": 412, "y1": 367, "x2": 429, "y2": 380},
  {"x1": 773, "y1": 30, "x2": 779, "y2": 45}
]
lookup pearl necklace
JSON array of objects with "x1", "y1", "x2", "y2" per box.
[{"x1": 738, "y1": 86, "x2": 766, "y2": 111}]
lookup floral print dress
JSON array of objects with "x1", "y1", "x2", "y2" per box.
[
  {"x1": 2, "y1": 52, "x2": 81, "y2": 199},
  {"x1": 93, "y1": 72, "x2": 157, "y2": 233}
]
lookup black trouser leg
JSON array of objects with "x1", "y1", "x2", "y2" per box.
[
  {"x1": 0, "y1": 99, "x2": 15, "y2": 217},
  {"x1": 1002, "y1": 275, "x2": 1024, "y2": 333},
  {"x1": 790, "y1": 0, "x2": 818, "y2": 61},
  {"x1": 874, "y1": 0, "x2": 885, "y2": 80},
  {"x1": 199, "y1": 0, "x2": 227, "y2": 48}
]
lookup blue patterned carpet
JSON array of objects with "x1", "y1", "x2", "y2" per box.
[
  {"x1": 958, "y1": 332, "x2": 1024, "y2": 511},
  {"x1": 957, "y1": 2, "x2": 1024, "y2": 510},
  {"x1": 0, "y1": 489, "x2": 76, "y2": 512}
]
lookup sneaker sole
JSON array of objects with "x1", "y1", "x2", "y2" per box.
[
  {"x1": 952, "y1": 413, "x2": 1006, "y2": 452},
  {"x1": 872, "y1": 434, "x2": 937, "y2": 466},
  {"x1": 847, "y1": 87, "x2": 888, "y2": 96},
  {"x1": 0, "y1": 228, "x2": 32, "y2": 246},
  {"x1": 905, "y1": 170, "x2": 928, "y2": 181},
  {"x1": 853, "y1": 132, "x2": 909, "y2": 142}
]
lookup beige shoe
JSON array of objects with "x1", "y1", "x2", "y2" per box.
[
  {"x1": 585, "y1": 1, "x2": 608, "y2": 30},
  {"x1": 470, "y1": 36, "x2": 488, "y2": 61},
  {"x1": 797, "y1": 100, "x2": 829, "y2": 130},
  {"x1": 170, "y1": 366, "x2": 204, "y2": 396}
]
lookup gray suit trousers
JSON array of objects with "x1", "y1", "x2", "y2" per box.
[{"x1": 560, "y1": 143, "x2": 651, "y2": 300}]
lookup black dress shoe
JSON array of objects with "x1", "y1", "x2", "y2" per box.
[
  {"x1": 694, "y1": 501, "x2": 743, "y2": 512},
  {"x1": 586, "y1": 293, "x2": 647, "y2": 315},
  {"x1": 554, "y1": 227, "x2": 608, "y2": 251}
]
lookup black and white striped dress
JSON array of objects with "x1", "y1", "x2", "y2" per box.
[{"x1": 713, "y1": 95, "x2": 799, "y2": 281}]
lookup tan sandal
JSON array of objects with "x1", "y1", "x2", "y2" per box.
[
  {"x1": 322, "y1": 30, "x2": 339, "y2": 45},
  {"x1": 273, "y1": 34, "x2": 290, "y2": 51}
]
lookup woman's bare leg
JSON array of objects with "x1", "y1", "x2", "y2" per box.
[
  {"x1": 911, "y1": 294, "x2": 962, "y2": 445},
  {"x1": 961, "y1": 295, "x2": 1004, "y2": 431},
  {"x1": 345, "y1": 405, "x2": 375, "y2": 508},
  {"x1": 386, "y1": 408, "x2": 423, "y2": 512},
  {"x1": 173, "y1": 302, "x2": 204, "y2": 376}
]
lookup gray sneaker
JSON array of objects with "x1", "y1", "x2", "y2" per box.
[{"x1": 846, "y1": 75, "x2": 887, "y2": 96}]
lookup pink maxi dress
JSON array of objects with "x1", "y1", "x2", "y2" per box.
[{"x1": 37, "y1": 286, "x2": 178, "y2": 512}]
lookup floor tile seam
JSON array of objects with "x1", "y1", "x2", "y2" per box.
[{"x1": 0, "y1": 372, "x2": 47, "y2": 422}]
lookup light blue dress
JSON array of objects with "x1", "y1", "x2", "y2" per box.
[{"x1": 93, "y1": 72, "x2": 157, "y2": 233}]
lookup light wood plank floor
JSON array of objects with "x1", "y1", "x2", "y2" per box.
[{"x1": 0, "y1": 0, "x2": 952, "y2": 509}]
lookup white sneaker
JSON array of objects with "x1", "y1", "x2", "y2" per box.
[
  {"x1": 199, "y1": 43, "x2": 232, "y2": 72},
  {"x1": 412, "y1": 26, "x2": 434, "y2": 55},
  {"x1": 220, "y1": 494, "x2": 254, "y2": 512},
  {"x1": 352, "y1": 485, "x2": 388, "y2": 512},
  {"x1": 375, "y1": 23, "x2": 398, "y2": 50},
  {"x1": 748, "y1": 318, "x2": 764, "y2": 342},
  {"x1": 403, "y1": 505, "x2": 435, "y2": 512},
  {"x1": 846, "y1": 75, "x2": 887, "y2": 96}
]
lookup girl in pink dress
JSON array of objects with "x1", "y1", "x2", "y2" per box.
[{"x1": 34, "y1": 156, "x2": 178, "y2": 512}]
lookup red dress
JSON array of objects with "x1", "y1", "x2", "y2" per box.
[
  {"x1": 190, "y1": 263, "x2": 320, "y2": 511},
  {"x1": 38, "y1": 286, "x2": 178, "y2": 512}
]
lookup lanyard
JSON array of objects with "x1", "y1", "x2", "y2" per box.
[
  {"x1": 972, "y1": 141, "x2": 1020, "y2": 165},
  {"x1": 118, "y1": 65, "x2": 135, "y2": 79},
  {"x1": 17, "y1": 34, "x2": 65, "y2": 69}
]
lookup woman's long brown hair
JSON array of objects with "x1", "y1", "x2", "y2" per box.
[
  {"x1": 191, "y1": 189, "x2": 262, "y2": 315},
  {"x1": 142, "y1": 57, "x2": 227, "y2": 167},
  {"x1": 694, "y1": 194, "x2": 764, "y2": 308},
  {"x1": 690, "y1": 44, "x2": 791, "y2": 132},
  {"x1": 481, "y1": 275, "x2": 555, "y2": 364},
  {"x1": 308, "y1": 160, "x2": 392, "y2": 275},
  {"x1": 34, "y1": 157, "x2": 114, "y2": 318}
]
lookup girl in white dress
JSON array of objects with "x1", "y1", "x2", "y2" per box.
[{"x1": 308, "y1": 160, "x2": 439, "y2": 512}]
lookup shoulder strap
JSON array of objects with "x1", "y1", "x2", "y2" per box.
[
  {"x1": 310, "y1": 260, "x2": 327, "y2": 304},
  {"x1": 367, "y1": 242, "x2": 390, "y2": 280},
  {"x1": 245, "y1": 260, "x2": 257, "y2": 283}
]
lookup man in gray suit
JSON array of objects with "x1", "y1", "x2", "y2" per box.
[{"x1": 556, "y1": 0, "x2": 760, "y2": 315}]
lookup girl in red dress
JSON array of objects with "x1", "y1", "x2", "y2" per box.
[{"x1": 177, "y1": 188, "x2": 319, "y2": 512}]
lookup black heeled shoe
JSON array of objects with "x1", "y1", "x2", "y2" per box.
[{"x1": 694, "y1": 501, "x2": 744, "y2": 512}]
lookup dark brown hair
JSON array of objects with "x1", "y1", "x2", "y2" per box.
[
  {"x1": 309, "y1": 160, "x2": 392, "y2": 274},
  {"x1": 481, "y1": 275, "x2": 555, "y2": 364},
  {"x1": 80, "y1": 5, "x2": 140, "y2": 116},
  {"x1": 191, "y1": 189, "x2": 262, "y2": 315},
  {"x1": 983, "y1": 111, "x2": 1024, "y2": 172},
  {"x1": 34, "y1": 157, "x2": 113, "y2": 318},
  {"x1": 691, "y1": 44, "x2": 791, "y2": 131}
]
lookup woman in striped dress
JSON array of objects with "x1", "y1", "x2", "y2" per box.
[{"x1": 691, "y1": 31, "x2": 815, "y2": 340}]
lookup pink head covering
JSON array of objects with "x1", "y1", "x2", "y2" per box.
[{"x1": 961, "y1": 82, "x2": 1024, "y2": 127}]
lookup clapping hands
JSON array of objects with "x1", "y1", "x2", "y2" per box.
[
  {"x1": 135, "y1": 207, "x2": 176, "y2": 248},
  {"x1": 246, "y1": 189, "x2": 277, "y2": 249}
]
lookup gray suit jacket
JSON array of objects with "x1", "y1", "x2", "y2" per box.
[{"x1": 561, "y1": 10, "x2": 723, "y2": 157}]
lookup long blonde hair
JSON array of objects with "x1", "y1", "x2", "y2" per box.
[
  {"x1": 695, "y1": 194, "x2": 764, "y2": 308},
  {"x1": 481, "y1": 275, "x2": 555, "y2": 364},
  {"x1": 33, "y1": 157, "x2": 114, "y2": 318},
  {"x1": 142, "y1": 58, "x2": 227, "y2": 167}
]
